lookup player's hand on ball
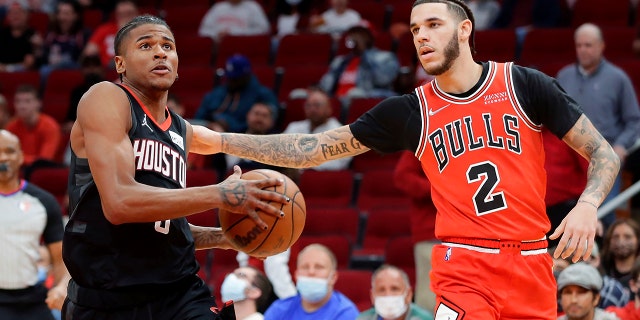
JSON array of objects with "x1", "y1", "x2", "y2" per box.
[{"x1": 218, "y1": 166, "x2": 288, "y2": 229}]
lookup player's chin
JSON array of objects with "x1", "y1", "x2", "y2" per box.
[{"x1": 149, "y1": 78, "x2": 175, "y2": 91}]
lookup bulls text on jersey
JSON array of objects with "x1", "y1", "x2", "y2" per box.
[{"x1": 132, "y1": 138, "x2": 187, "y2": 187}]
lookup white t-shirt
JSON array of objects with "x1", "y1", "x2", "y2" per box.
[
  {"x1": 316, "y1": 8, "x2": 361, "y2": 38},
  {"x1": 198, "y1": 0, "x2": 270, "y2": 41},
  {"x1": 283, "y1": 117, "x2": 352, "y2": 170}
]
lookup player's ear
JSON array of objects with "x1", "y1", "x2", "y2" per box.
[
  {"x1": 115, "y1": 56, "x2": 126, "y2": 75},
  {"x1": 459, "y1": 19, "x2": 472, "y2": 42}
]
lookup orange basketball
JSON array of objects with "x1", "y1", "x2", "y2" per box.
[{"x1": 219, "y1": 169, "x2": 306, "y2": 258}]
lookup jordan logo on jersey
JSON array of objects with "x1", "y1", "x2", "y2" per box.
[
  {"x1": 429, "y1": 113, "x2": 521, "y2": 172},
  {"x1": 132, "y1": 138, "x2": 187, "y2": 187},
  {"x1": 142, "y1": 114, "x2": 154, "y2": 132}
]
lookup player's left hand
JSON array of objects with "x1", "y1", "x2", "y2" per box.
[
  {"x1": 46, "y1": 285, "x2": 66, "y2": 310},
  {"x1": 549, "y1": 201, "x2": 598, "y2": 263}
]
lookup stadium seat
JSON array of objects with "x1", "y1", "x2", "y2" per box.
[
  {"x1": 276, "y1": 65, "x2": 327, "y2": 101},
  {"x1": 353, "y1": 207, "x2": 411, "y2": 257},
  {"x1": 350, "y1": 151, "x2": 402, "y2": 173},
  {"x1": 298, "y1": 169, "x2": 355, "y2": 208},
  {"x1": 274, "y1": 33, "x2": 333, "y2": 68},
  {"x1": 571, "y1": 0, "x2": 630, "y2": 28},
  {"x1": 163, "y1": 5, "x2": 210, "y2": 37},
  {"x1": 384, "y1": 235, "x2": 416, "y2": 288},
  {"x1": 345, "y1": 97, "x2": 383, "y2": 124},
  {"x1": 303, "y1": 207, "x2": 360, "y2": 244},
  {"x1": 334, "y1": 269, "x2": 374, "y2": 311},
  {"x1": 176, "y1": 34, "x2": 214, "y2": 68},
  {"x1": 214, "y1": 34, "x2": 272, "y2": 68},
  {"x1": 42, "y1": 69, "x2": 84, "y2": 123},
  {"x1": 602, "y1": 27, "x2": 637, "y2": 64},
  {"x1": 356, "y1": 169, "x2": 411, "y2": 211},
  {"x1": 0, "y1": 71, "x2": 40, "y2": 114},
  {"x1": 519, "y1": 28, "x2": 575, "y2": 69},
  {"x1": 168, "y1": 66, "x2": 215, "y2": 119},
  {"x1": 28, "y1": 167, "x2": 69, "y2": 215},
  {"x1": 474, "y1": 29, "x2": 518, "y2": 63}
]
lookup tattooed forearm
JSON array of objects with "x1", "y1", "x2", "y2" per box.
[
  {"x1": 190, "y1": 225, "x2": 232, "y2": 250},
  {"x1": 564, "y1": 115, "x2": 621, "y2": 206},
  {"x1": 220, "y1": 126, "x2": 369, "y2": 168}
]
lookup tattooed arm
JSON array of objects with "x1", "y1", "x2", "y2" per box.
[
  {"x1": 189, "y1": 225, "x2": 234, "y2": 250},
  {"x1": 550, "y1": 114, "x2": 620, "y2": 262},
  {"x1": 190, "y1": 125, "x2": 370, "y2": 168}
]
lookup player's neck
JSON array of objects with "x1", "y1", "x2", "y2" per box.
[
  {"x1": 123, "y1": 84, "x2": 168, "y2": 121},
  {"x1": 434, "y1": 56, "x2": 483, "y2": 95}
]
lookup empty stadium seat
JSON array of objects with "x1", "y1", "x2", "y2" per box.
[
  {"x1": 334, "y1": 269, "x2": 374, "y2": 311},
  {"x1": 28, "y1": 167, "x2": 69, "y2": 215},
  {"x1": 384, "y1": 235, "x2": 416, "y2": 288},
  {"x1": 43, "y1": 69, "x2": 85, "y2": 123},
  {"x1": 474, "y1": 29, "x2": 518, "y2": 63},
  {"x1": 356, "y1": 169, "x2": 411, "y2": 211},
  {"x1": 274, "y1": 33, "x2": 333, "y2": 68},
  {"x1": 350, "y1": 151, "x2": 402, "y2": 173},
  {"x1": 214, "y1": 34, "x2": 272, "y2": 68},
  {"x1": 571, "y1": 0, "x2": 631, "y2": 28},
  {"x1": 353, "y1": 207, "x2": 411, "y2": 257},
  {"x1": 303, "y1": 207, "x2": 360, "y2": 244},
  {"x1": 276, "y1": 65, "x2": 327, "y2": 101},
  {"x1": 298, "y1": 169, "x2": 355, "y2": 208},
  {"x1": 519, "y1": 28, "x2": 575, "y2": 69}
]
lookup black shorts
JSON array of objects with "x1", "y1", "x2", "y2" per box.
[
  {"x1": 0, "y1": 284, "x2": 55, "y2": 320},
  {"x1": 62, "y1": 275, "x2": 225, "y2": 320}
]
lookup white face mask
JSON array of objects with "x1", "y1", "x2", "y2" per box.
[
  {"x1": 374, "y1": 294, "x2": 408, "y2": 319},
  {"x1": 296, "y1": 275, "x2": 329, "y2": 302},
  {"x1": 220, "y1": 273, "x2": 248, "y2": 303}
]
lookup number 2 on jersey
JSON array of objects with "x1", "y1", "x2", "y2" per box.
[{"x1": 466, "y1": 161, "x2": 507, "y2": 216}]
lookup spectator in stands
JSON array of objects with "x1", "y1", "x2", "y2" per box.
[
  {"x1": 606, "y1": 262, "x2": 640, "y2": 319},
  {"x1": 557, "y1": 263, "x2": 618, "y2": 320},
  {"x1": 237, "y1": 249, "x2": 298, "y2": 300},
  {"x1": 64, "y1": 54, "x2": 104, "y2": 133},
  {"x1": 283, "y1": 87, "x2": 352, "y2": 171},
  {"x1": 195, "y1": 54, "x2": 279, "y2": 134},
  {"x1": 309, "y1": 0, "x2": 360, "y2": 39},
  {"x1": 273, "y1": 0, "x2": 321, "y2": 39},
  {"x1": 0, "y1": 94, "x2": 9, "y2": 129},
  {"x1": 586, "y1": 242, "x2": 630, "y2": 309},
  {"x1": 198, "y1": 0, "x2": 270, "y2": 43},
  {"x1": 357, "y1": 264, "x2": 433, "y2": 320},
  {"x1": 0, "y1": 130, "x2": 70, "y2": 320},
  {"x1": 393, "y1": 151, "x2": 438, "y2": 312},
  {"x1": 5, "y1": 84, "x2": 61, "y2": 171},
  {"x1": 557, "y1": 23, "x2": 640, "y2": 227},
  {"x1": 220, "y1": 266, "x2": 277, "y2": 320},
  {"x1": 38, "y1": 0, "x2": 90, "y2": 84},
  {"x1": 263, "y1": 243, "x2": 359, "y2": 320},
  {"x1": 601, "y1": 219, "x2": 640, "y2": 295},
  {"x1": 543, "y1": 128, "x2": 589, "y2": 249},
  {"x1": 82, "y1": 0, "x2": 138, "y2": 69},
  {"x1": 319, "y1": 22, "x2": 400, "y2": 106},
  {"x1": 0, "y1": 0, "x2": 40, "y2": 72},
  {"x1": 467, "y1": 0, "x2": 500, "y2": 30}
]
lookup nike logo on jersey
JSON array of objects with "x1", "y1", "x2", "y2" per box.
[
  {"x1": 142, "y1": 114, "x2": 154, "y2": 132},
  {"x1": 428, "y1": 104, "x2": 450, "y2": 116}
]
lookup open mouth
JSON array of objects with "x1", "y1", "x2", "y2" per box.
[
  {"x1": 152, "y1": 65, "x2": 170, "y2": 74},
  {"x1": 419, "y1": 45, "x2": 435, "y2": 58}
]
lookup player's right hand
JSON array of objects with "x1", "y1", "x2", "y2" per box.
[{"x1": 217, "y1": 166, "x2": 288, "y2": 229}]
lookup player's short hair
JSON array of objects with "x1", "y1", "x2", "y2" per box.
[
  {"x1": 114, "y1": 14, "x2": 172, "y2": 56},
  {"x1": 412, "y1": 0, "x2": 476, "y2": 54}
]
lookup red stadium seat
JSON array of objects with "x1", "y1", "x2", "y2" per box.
[
  {"x1": 350, "y1": 151, "x2": 402, "y2": 173},
  {"x1": 276, "y1": 65, "x2": 328, "y2": 101},
  {"x1": 298, "y1": 169, "x2": 355, "y2": 208},
  {"x1": 168, "y1": 66, "x2": 215, "y2": 119},
  {"x1": 163, "y1": 5, "x2": 210, "y2": 37},
  {"x1": 214, "y1": 34, "x2": 272, "y2": 68},
  {"x1": 602, "y1": 27, "x2": 637, "y2": 64},
  {"x1": 176, "y1": 34, "x2": 214, "y2": 68},
  {"x1": 384, "y1": 235, "x2": 416, "y2": 288},
  {"x1": 356, "y1": 169, "x2": 411, "y2": 211},
  {"x1": 0, "y1": 71, "x2": 40, "y2": 114},
  {"x1": 519, "y1": 28, "x2": 575, "y2": 69},
  {"x1": 334, "y1": 269, "x2": 374, "y2": 311},
  {"x1": 353, "y1": 207, "x2": 411, "y2": 257},
  {"x1": 274, "y1": 33, "x2": 333, "y2": 68},
  {"x1": 474, "y1": 29, "x2": 518, "y2": 63},
  {"x1": 28, "y1": 167, "x2": 69, "y2": 216},
  {"x1": 42, "y1": 69, "x2": 85, "y2": 123},
  {"x1": 571, "y1": 0, "x2": 630, "y2": 28},
  {"x1": 303, "y1": 207, "x2": 360, "y2": 244},
  {"x1": 345, "y1": 97, "x2": 382, "y2": 124}
]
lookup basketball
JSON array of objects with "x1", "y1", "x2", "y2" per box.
[{"x1": 219, "y1": 169, "x2": 306, "y2": 258}]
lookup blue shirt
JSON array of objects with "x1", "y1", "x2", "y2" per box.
[{"x1": 264, "y1": 292, "x2": 359, "y2": 320}]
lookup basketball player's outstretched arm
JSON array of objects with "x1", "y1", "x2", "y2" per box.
[
  {"x1": 550, "y1": 114, "x2": 620, "y2": 262},
  {"x1": 189, "y1": 225, "x2": 233, "y2": 250},
  {"x1": 74, "y1": 82, "x2": 287, "y2": 226},
  {"x1": 191, "y1": 125, "x2": 370, "y2": 168}
]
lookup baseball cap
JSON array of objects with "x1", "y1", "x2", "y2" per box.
[
  {"x1": 557, "y1": 262, "x2": 603, "y2": 292},
  {"x1": 225, "y1": 54, "x2": 252, "y2": 79}
]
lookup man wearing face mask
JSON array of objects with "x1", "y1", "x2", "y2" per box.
[
  {"x1": 220, "y1": 267, "x2": 277, "y2": 320},
  {"x1": 357, "y1": 265, "x2": 433, "y2": 320},
  {"x1": 263, "y1": 243, "x2": 359, "y2": 320}
]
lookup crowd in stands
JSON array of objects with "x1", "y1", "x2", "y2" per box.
[{"x1": 3, "y1": 0, "x2": 640, "y2": 319}]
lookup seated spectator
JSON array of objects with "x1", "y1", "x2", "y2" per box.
[
  {"x1": 82, "y1": 0, "x2": 138, "y2": 69},
  {"x1": 194, "y1": 54, "x2": 279, "y2": 133},
  {"x1": 5, "y1": 84, "x2": 61, "y2": 171},
  {"x1": 39, "y1": 0, "x2": 91, "y2": 83},
  {"x1": 273, "y1": 0, "x2": 320, "y2": 39},
  {"x1": 557, "y1": 263, "x2": 619, "y2": 320},
  {"x1": 263, "y1": 243, "x2": 359, "y2": 320},
  {"x1": 318, "y1": 22, "x2": 400, "y2": 105},
  {"x1": 64, "y1": 54, "x2": 105, "y2": 133},
  {"x1": 237, "y1": 249, "x2": 298, "y2": 300},
  {"x1": 283, "y1": 87, "x2": 352, "y2": 171},
  {"x1": 606, "y1": 262, "x2": 640, "y2": 319},
  {"x1": 467, "y1": 0, "x2": 500, "y2": 31},
  {"x1": 0, "y1": 93, "x2": 10, "y2": 129},
  {"x1": 601, "y1": 219, "x2": 640, "y2": 295},
  {"x1": 357, "y1": 264, "x2": 433, "y2": 320},
  {"x1": 220, "y1": 266, "x2": 277, "y2": 320},
  {"x1": 586, "y1": 242, "x2": 630, "y2": 309},
  {"x1": 309, "y1": 0, "x2": 360, "y2": 39},
  {"x1": 198, "y1": 0, "x2": 270, "y2": 43},
  {"x1": 0, "y1": 0, "x2": 40, "y2": 72}
]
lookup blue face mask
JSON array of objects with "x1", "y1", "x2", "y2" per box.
[
  {"x1": 221, "y1": 273, "x2": 248, "y2": 303},
  {"x1": 296, "y1": 275, "x2": 329, "y2": 302}
]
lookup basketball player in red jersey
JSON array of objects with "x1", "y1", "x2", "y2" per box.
[{"x1": 200, "y1": 0, "x2": 620, "y2": 318}]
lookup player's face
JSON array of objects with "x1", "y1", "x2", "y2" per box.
[
  {"x1": 371, "y1": 269, "x2": 411, "y2": 305},
  {"x1": 410, "y1": 3, "x2": 462, "y2": 76},
  {"x1": 116, "y1": 23, "x2": 178, "y2": 92},
  {"x1": 575, "y1": 30, "x2": 604, "y2": 71},
  {"x1": 560, "y1": 286, "x2": 598, "y2": 319},
  {"x1": 0, "y1": 133, "x2": 23, "y2": 184},
  {"x1": 610, "y1": 223, "x2": 638, "y2": 260}
]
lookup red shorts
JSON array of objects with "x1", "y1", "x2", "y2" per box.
[{"x1": 430, "y1": 238, "x2": 556, "y2": 320}]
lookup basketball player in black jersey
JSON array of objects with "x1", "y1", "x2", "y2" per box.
[{"x1": 62, "y1": 15, "x2": 288, "y2": 319}]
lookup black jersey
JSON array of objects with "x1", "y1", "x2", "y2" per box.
[{"x1": 63, "y1": 84, "x2": 198, "y2": 290}]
